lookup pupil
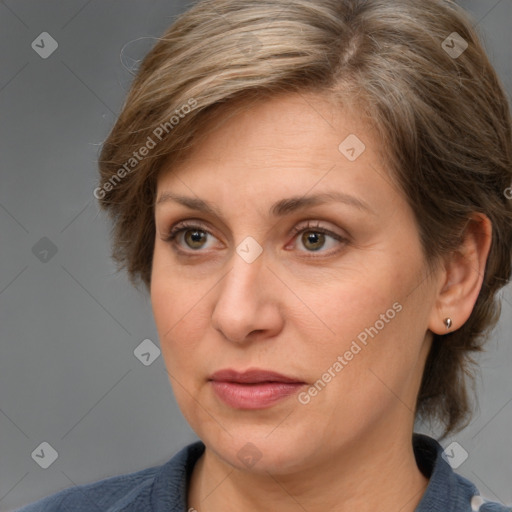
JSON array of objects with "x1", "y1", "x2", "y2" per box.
[{"x1": 188, "y1": 230, "x2": 205, "y2": 247}]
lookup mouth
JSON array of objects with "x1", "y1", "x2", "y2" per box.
[
  {"x1": 209, "y1": 368, "x2": 305, "y2": 384},
  {"x1": 208, "y1": 368, "x2": 306, "y2": 409}
]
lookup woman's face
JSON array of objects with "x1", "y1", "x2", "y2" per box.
[{"x1": 151, "y1": 92, "x2": 440, "y2": 474}]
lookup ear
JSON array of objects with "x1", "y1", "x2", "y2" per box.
[{"x1": 428, "y1": 213, "x2": 492, "y2": 335}]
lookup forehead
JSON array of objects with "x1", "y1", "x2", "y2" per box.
[
  {"x1": 154, "y1": 92, "x2": 406, "y2": 225},
  {"x1": 156, "y1": 91, "x2": 381, "y2": 182}
]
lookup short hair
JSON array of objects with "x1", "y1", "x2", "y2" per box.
[{"x1": 97, "y1": 0, "x2": 512, "y2": 436}]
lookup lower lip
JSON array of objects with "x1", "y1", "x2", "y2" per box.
[{"x1": 210, "y1": 381, "x2": 305, "y2": 409}]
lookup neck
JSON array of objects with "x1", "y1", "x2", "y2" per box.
[{"x1": 187, "y1": 426, "x2": 430, "y2": 512}]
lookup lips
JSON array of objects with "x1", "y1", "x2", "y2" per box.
[
  {"x1": 208, "y1": 368, "x2": 304, "y2": 384},
  {"x1": 208, "y1": 368, "x2": 306, "y2": 409}
]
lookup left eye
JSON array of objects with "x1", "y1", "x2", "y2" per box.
[{"x1": 289, "y1": 223, "x2": 346, "y2": 253}]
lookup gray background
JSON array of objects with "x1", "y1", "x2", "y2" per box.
[{"x1": 0, "y1": 1, "x2": 511, "y2": 510}]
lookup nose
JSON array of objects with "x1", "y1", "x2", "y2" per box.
[{"x1": 210, "y1": 248, "x2": 284, "y2": 344}]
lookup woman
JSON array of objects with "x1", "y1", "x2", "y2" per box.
[{"x1": 15, "y1": 0, "x2": 512, "y2": 511}]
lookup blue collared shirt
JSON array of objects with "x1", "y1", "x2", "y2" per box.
[{"x1": 13, "y1": 434, "x2": 510, "y2": 511}]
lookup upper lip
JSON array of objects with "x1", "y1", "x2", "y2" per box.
[{"x1": 209, "y1": 368, "x2": 305, "y2": 384}]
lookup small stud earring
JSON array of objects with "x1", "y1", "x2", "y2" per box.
[{"x1": 444, "y1": 317, "x2": 452, "y2": 330}]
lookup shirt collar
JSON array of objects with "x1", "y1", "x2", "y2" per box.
[
  {"x1": 151, "y1": 440, "x2": 205, "y2": 512},
  {"x1": 413, "y1": 433, "x2": 477, "y2": 511}
]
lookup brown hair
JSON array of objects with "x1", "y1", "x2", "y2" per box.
[{"x1": 97, "y1": 0, "x2": 512, "y2": 436}]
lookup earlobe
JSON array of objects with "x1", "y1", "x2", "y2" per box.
[{"x1": 428, "y1": 213, "x2": 493, "y2": 335}]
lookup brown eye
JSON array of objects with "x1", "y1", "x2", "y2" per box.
[
  {"x1": 164, "y1": 221, "x2": 216, "y2": 252},
  {"x1": 183, "y1": 229, "x2": 208, "y2": 249},
  {"x1": 301, "y1": 231, "x2": 326, "y2": 251},
  {"x1": 290, "y1": 221, "x2": 347, "y2": 255}
]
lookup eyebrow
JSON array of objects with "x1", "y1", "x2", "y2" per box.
[{"x1": 155, "y1": 191, "x2": 375, "y2": 217}]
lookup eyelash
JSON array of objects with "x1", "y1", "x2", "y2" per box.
[{"x1": 163, "y1": 220, "x2": 348, "y2": 257}]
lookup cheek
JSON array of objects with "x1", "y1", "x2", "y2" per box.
[
  {"x1": 304, "y1": 270, "x2": 429, "y2": 412},
  {"x1": 150, "y1": 289, "x2": 221, "y2": 398},
  {"x1": 150, "y1": 255, "x2": 205, "y2": 371},
  {"x1": 296, "y1": 264, "x2": 400, "y2": 345},
  {"x1": 292, "y1": 249, "x2": 426, "y2": 389},
  {"x1": 151, "y1": 244, "x2": 196, "y2": 327},
  {"x1": 152, "y1": 283, "x2": 206, "y2": 355},
  {"x1": 151, "y1": 278, "x2": 210, "y2": 423}
]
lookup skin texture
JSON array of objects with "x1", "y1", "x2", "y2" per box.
[{"x1": 151, "y1": 92, "x2": 492, "y2": 512}]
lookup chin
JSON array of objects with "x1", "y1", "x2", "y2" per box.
[{"x1": 198, "y1": 421, "x2": 320, "y2": 475}]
